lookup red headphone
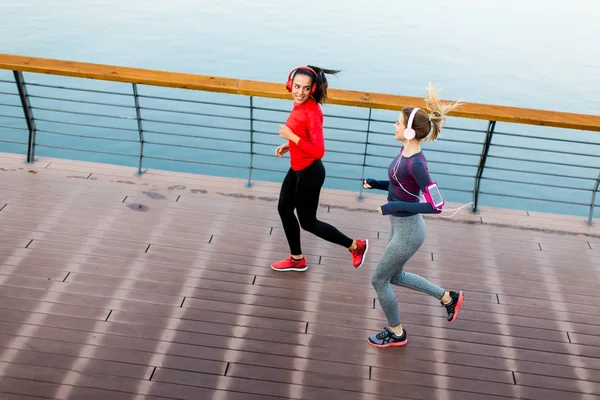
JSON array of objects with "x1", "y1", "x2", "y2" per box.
[{"x1": 285, "y1": 66, "x2": 318, "y2": 95}]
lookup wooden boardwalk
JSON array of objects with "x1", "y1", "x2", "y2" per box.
[{"x1": 1, "y1": 152, "x2": 599, "y2": 400}]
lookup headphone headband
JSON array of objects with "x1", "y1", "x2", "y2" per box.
[
  {"x1": 288, "y1": 66, "x2": 317, "y2": 80},
  {"x1": 403, "y1": 107, "x2": 420, "y2": 141},
  {"x1": 407, "y1": 107, "x2": 419, "y2": 131}
]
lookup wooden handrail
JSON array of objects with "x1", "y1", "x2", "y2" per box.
[{"x1": 1, "y1": 53, "x2": 599, "y2": 132}]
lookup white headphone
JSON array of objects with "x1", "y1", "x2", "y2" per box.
[
  {"x1": 403, "y1": 107, "x2": 419, "y2": 140},
  {"x1": 390, "y1": 107, "x2": 421, "y2": 199}
]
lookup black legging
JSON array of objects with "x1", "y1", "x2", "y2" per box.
[{"x1": 277, "y1": 159, "x2": 354, "y2": 255}]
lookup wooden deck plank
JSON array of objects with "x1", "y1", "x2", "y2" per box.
[
  {"x1": 5, "y1": 298, "x2": 584, "y2": 376},
  {"x1": 2, "y1": 214, "x2": 597, "y2": 283},
  {"x1": 15, "y1": 271, "x2": 591, "y2": 336},
  {"x1": 0, "y1": 209, "x2": 269, "y2": 240},
  {"x1": 7, "y1": 220, "x2": 596, "y2": 296},
  {"x1": 370, "y1": 367, "x2": 598, "y2": 399},
  {"x1": 0, "y1": 228, "x2": 149, "y2": 253},
  {"x1": 0, "y1": 159, "x2": 576, "y2": 231},
  {"x1": 2, "y1": 179, "x2": 595, "y2": 257},
  {"x1": 0, "y1": 375, "x2": 176, "y2": 400},
  {"x1": 0, "y1": 265, "x2": 69, "y2": 282},
  {"x1": 5, "y1": 196, "x2": 599, "y2": 266},
  {"x1": 0, "y1": 237, "x2": 32, "y2": 248},
  {"x1": 4, "y1": 230, "x2": 598, "y2": 298},
  {"x1": 0, "y1": 330, "x2": 226, "y2": 378},
  {"x1": 0, "y1": 323, "x2": 374, "y2": 381},
  {"x1": 4, "y1": 272, "x2": 599, "y2": 344},
  {"x1": 2, "y1": 154, "x2": 600, "y2": 399},
  {"x1": 1, "y1": 308, "x2": 591, "y2": 392},
  {"x1": 0, "y1": 238, "x2": 597, "y2": 304},
  {"x1": 0, "y1": 346, "x2": 154, "y2": 380},
  {"x1": 0, "y1": 275, "x2": 184, "y2": 307},
  {"x1": 514, "y1": 372, "x2": 600, "y2": 396},
  {"x1": 0, "y1": 315, "x2": 596, "y2": 391},
  {"x1": 3, "y1": 161, "x2": 598, "y2": 239},
  {"x1": 227, "y1": 363, "x2": 590, "y2": 400},
  {"x1": 0, "y1": 364, "x2": 277, "y2": 400},
  {"x1": 0, "y1": 191, "x2": 590, "y2": 256},
  {"x1": 0, "y1": 394, "x2": 49, "y2": 400},
  {"x1": 0, "y1": 322, "x2": 521, "y2": 391},
  {"x1": 569, "y1": 332, "x2": 600, "y2": 347},
  {"x1": 1, "y1": 242, "x2": 597, "y2": 326},
  {"x1": 3, "y1": 269, "x2": 599, "y2": 347},
  {"x1": 0, "y1": 214, "x2": 213, "y2": 244},
  {"x1": 18, "y1": 160, "x2": 586, "y2": 232},
  {"x1": 0, "y1": 260, "x2": 253, "y2": 288},
  {"x1": 0, "y1": 297, "x2": 108, "y2": 320},
  {"x1": 0, "y1": 319, "x2": 514, "y2": 385},
  {"x1": 152, "y1": 367, "x2": 403, "y2": 400},
  {"x1": 5, "y1": 184, "x2": 572, "y2": 262},
  {"x1": 1, "y1": 246, "x2": 598, "y2": 333}
]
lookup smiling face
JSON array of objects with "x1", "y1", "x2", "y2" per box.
[{"x1": 291, "y1": 74, "x2": 313, "y2": 105}]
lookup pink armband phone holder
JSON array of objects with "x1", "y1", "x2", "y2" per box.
[{"x1": 423, "y1": 182, "x2": 445, "y2": 210}]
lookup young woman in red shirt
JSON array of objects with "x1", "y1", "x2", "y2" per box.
[{"x1": 271, "y1": 65, "x2": 368, "y2": 272}]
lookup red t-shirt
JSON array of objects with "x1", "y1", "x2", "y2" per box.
[{"x1": 285, "y1": 98, "x2": 326, "y2": 171}]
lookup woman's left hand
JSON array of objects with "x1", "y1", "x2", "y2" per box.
[
  {"x1": 377, "y1": 207, "x2": 383, "y2": 215},
  {"x1": 279, "y1": 125, "x2": 296, "y2": 141}
]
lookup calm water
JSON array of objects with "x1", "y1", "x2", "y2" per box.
[{"x1": 1, "y1": 0, "x2": 599, "y2": 217}]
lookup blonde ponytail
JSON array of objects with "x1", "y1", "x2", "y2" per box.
[{"x1": 423, "y1": 83, "x2": 462, "y2": 142}]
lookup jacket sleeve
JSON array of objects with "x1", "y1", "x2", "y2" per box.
[
  {"x1": 295, "y1": 108, "x2": 325, "y2": 158},
  {"x1": 410, "y1": 159, "x2": 434, "y2": 192},
  {"x1": 365, "y1": 178, "x2": 389, "y2": 191}
]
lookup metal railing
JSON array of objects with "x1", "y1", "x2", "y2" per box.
[{"x1": 0, "y1": 55, "x2": 598, "y2": 226}]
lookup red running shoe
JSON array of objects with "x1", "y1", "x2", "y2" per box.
[
  {"x1": 271, "y1": 256, "x2": 307, "y2": 272},
  {"x1": 350, "y1": 239, "x2": 369, "y2": 268}
]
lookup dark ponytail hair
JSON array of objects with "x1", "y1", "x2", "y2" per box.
[{"x1": 292, "y1": 65, "x2": 341, "y2": 104}]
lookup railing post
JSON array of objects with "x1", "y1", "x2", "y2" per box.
[
  {"x1": 472, "y1": 120, "x2": 496, "y2": 213},
  {"x1": 132, "y1": 83, "x2": 145, "y2": 176},
  {"x1": 357, "y1": 108, "x2": 373, "y2": 202},
  {"x1": 587, "y1": 172, "x2": 600, "y2": 227},
  {"x1": 13, "y1": 71, "x2": 37, "y2": 163},
  {"x1": 246, "y1": 96, "x2": 254, "y2": 188}
]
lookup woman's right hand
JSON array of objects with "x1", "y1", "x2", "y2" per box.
[
  {"x1": 363, "y1": 179, "x2": 372, "y2": 189},
  {"x1": 275, "y1": 143, "x2": 290, "y2": 158}
]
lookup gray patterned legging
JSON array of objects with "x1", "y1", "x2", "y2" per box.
[{"x1": 372, "y1": 214, "x2": 445, "y2": 327}]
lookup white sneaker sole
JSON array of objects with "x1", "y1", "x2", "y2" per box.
[{"x1": 271, "y1": 265, "x2": 308, "y2": 272}]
